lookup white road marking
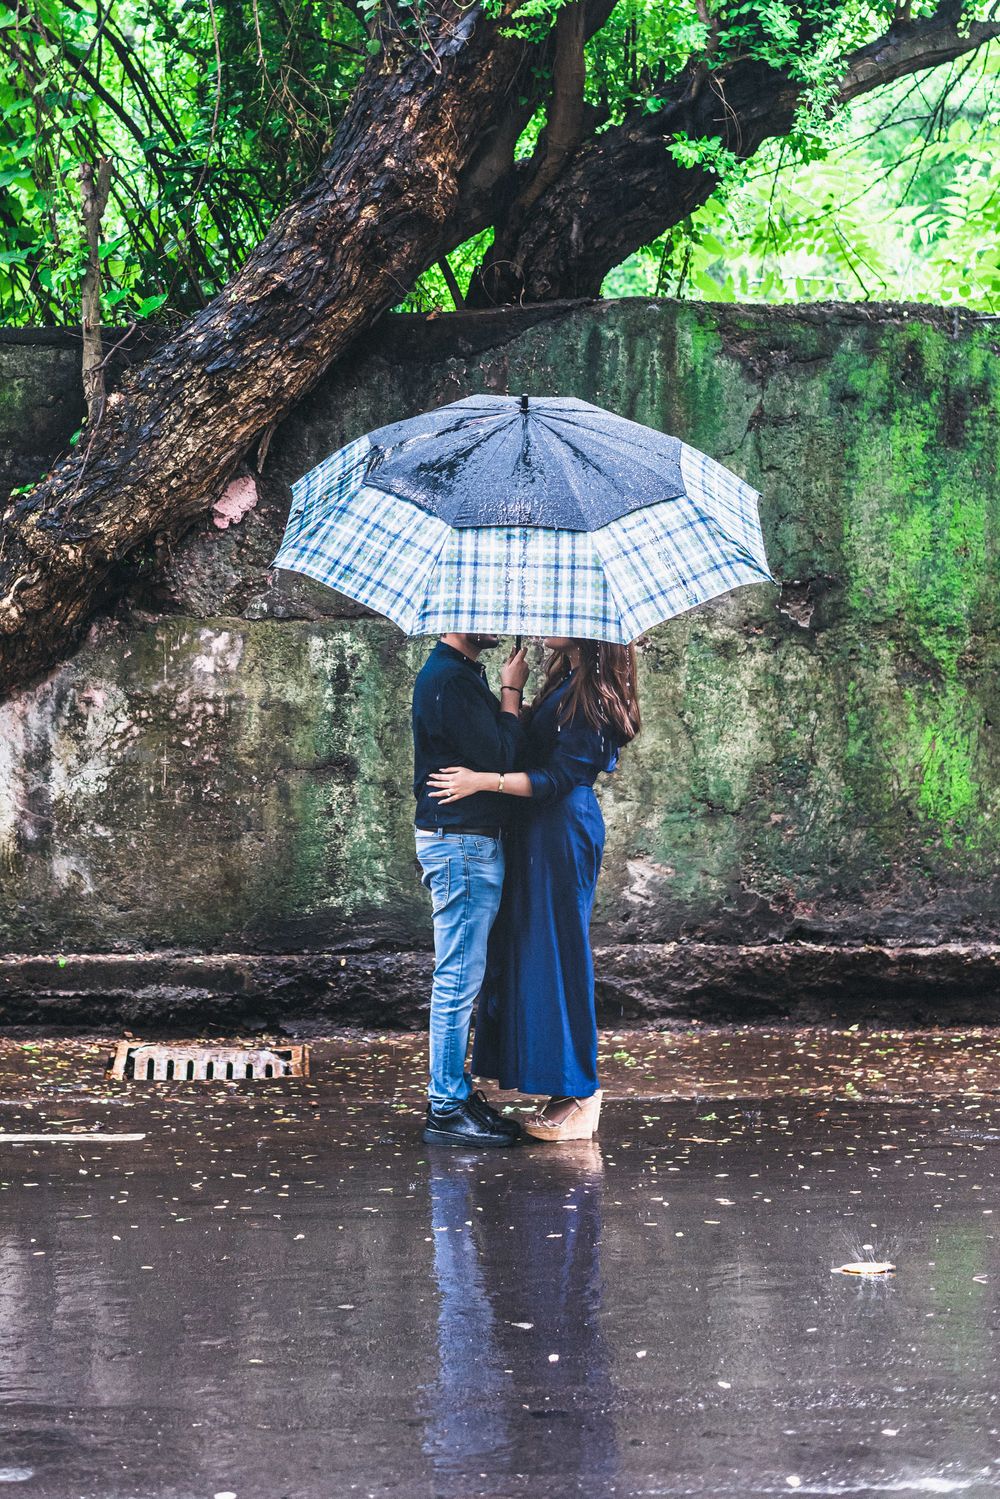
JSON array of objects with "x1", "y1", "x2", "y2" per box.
[{"x1": 0, "y1": 1133, "x2": 147, "y2": 1143}]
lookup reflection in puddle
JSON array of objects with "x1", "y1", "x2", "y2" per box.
[{"x1": 422, "y1": 1143, "x2": 617, "y2": 1488}]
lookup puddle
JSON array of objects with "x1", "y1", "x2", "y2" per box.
[{"x1": 0, "y1": 1033, "x2": 998, "y2": 1497}]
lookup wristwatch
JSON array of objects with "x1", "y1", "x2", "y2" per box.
[{"x1": 497, "y1": 773, "x2": 505, "y2": 794}]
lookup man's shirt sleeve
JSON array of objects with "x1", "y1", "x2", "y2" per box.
[{"x1": 439, "y1": 672, "x2": 525, "y2": 771}]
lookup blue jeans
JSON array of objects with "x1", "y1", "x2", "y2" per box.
[{"x1": 415, "y1": 830, "x2": 506, "y2": 1109}]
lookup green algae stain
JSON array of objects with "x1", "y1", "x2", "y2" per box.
[
  {"x1": 841, "y1": 646, "x2": 984, "y2": 849},
  {"x1": 225, "y1": 620, "x2": 419, "y2": 931},
  {"x1": 842, "y1": 674, "x2": 875, "y2": 812},
  {"x1": 837, "y1": 648, "x2": 904, "y2": 828},
  {"x1": 904, "y1": 683, "x2": 980, "y2": 842},
  {"x1": 670, "y1": 309, "x2": 745, "y2": 455},
  {"x1": 877, "y1": 485, "x2": 986, "y2": 681},
  {"x1": 832, "y1": 325, "x2": 999, "y2": 844},
  {"x1": 839, "y1": 326, "x2": 992, "y2": 678},
  {"x1": 834, "y1": 632, "x2": 989, "y2": 852}
]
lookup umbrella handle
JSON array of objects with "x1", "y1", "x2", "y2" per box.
[{"x1": 514, "y1": 635, "x2": 523, "y2": 652}]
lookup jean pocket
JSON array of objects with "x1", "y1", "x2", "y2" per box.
[
  {"x1": 465, "y1": 835, "x2": 501, "y2": 862},
  {"x1": 423, "y1": 860, "x2": 451, "y2": 915}
]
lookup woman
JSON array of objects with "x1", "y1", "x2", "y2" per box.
[{"x1": 428, "y1": 636, "x2": 641, "y2": 1142}]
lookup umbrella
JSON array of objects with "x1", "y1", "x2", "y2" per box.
[{"x1": 269, "y1": 393, "x2": 774, "y2": 643}]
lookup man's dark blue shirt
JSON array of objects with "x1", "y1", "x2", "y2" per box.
[{"x1": 412, "y1": 640, "x2": 525, "y2": 830}]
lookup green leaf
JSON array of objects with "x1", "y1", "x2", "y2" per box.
[{"x1": 135, "y1": 292, "x2": 168, "y2": 315}]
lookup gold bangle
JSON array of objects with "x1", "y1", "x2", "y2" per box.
[{"x1": 497, "y1": 773, "x2": 505, "y2": 794}]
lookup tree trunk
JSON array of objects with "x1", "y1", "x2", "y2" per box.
[
  {"x1": 0, "y1": 3, "x2": 537, "y2": 699},
  {"x1": 0, "y1": 0, "x2": 625, "y2": 702}
]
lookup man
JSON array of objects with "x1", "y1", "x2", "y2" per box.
[{"x1": 413, "y1": 632, "x2": 529, "y2": 1146}]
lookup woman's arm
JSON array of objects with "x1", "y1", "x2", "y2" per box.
[
  {"x1": 429, "y1": 720, "x2": 612, "y2": 805},
  {"x1": 522, "y1": 723, "x2": 610, "y2": 803},
  {"x1": 427, "y1": 768, "x2": 533, "y2": 804}
]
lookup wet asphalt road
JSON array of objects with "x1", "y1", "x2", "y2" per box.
[{"x1": 1, "y1": 1027, "x2": 999, "y2": 1499}]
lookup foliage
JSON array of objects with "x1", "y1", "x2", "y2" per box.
[
  {"x1": 603, "y1": 41, "x2": 1000, "y2": 308},
  {"x1": 0, "y1": 0, "x2": 365, "y2": 325}
]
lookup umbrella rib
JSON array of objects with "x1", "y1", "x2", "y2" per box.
[
  {"x1": 677, "y1": 444, "x2": 772, "y2": 574},
  {"x1": 372, "y1": 416, "x2": 520, "y2": 525},
  {"x1": 586, "y1": 523, "x2": 637, "y2": 643},
  {"x1": 405, "y1": 509, "x2": 466, "y2": 635}
]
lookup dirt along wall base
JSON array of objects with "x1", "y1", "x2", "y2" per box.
[{"x1": 1, "y1": 943, "x2": 998, "y2": 1031}]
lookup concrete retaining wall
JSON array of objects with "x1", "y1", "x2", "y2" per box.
[{"x1": 2, "y1": 299, "x2": 999, "y2": 1025}]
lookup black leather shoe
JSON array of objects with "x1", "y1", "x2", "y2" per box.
[
  {"x1": 422, "y1": 1099, "x2": 520, "y2": 1148},
  {"x1": 466, "y1": 1088, "x2": 521, "y2": 1138}
]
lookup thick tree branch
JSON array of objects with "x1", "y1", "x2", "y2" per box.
[
  {"x1": 516, "y1": 0, "x2": 587, "y2": 215},
  {"x1": 464, "y1": 0, "x2": 588, "y2": 303},
  {"x1": 468, "y1": 3, "x2": 1000, "y2": 303},
  {"x1": 840, "y1": 1, "x2": 1000, "y2": 101},
  {"x1": 448, "y1": 0, "x2": 617, "y2": 249}
]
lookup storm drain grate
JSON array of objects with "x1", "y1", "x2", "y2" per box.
[{"x1": 109, "y1": 1041, "x2": 309, "y2": 1082}]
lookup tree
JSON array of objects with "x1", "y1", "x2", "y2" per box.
[
  {"x1": 468, "y1": 3, "x2": 1000, "y2": 302},
  {"x1": 1, "y1": 0, "x2": 999, "y2": 699}
]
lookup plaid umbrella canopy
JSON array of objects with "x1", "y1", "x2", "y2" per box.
[{"x1": 270, "y1": 393, "x2": 774, "y2": 643}]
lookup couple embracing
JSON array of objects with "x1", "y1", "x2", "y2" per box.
[{"x1": 412, "y1": 632, "x2": 641, "y2": 1148}]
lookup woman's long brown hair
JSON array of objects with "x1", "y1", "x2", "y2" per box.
[{"x1": 532, "y1": 640, "x2": 641, "y2": 743}]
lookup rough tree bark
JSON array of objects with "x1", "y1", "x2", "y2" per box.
[
  {"x1": 1, "y1": 0, "x2": 998, "y2": 700},
  {"x1": 467, "y1": 3, "x2": 1000, "y2": 303}
]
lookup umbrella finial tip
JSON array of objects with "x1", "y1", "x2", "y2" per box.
[{"x1": 519, "y1": 392, "x2": 529, "y2": 412}]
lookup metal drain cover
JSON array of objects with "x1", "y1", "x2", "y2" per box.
[{"x1": 109, "y1": 1041, "x2": 309, "y2": 1082}]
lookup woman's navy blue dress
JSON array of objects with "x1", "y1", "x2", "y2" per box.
[{"x1": 472, "y1": 672, "x2": 620, "y2": 1098}]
